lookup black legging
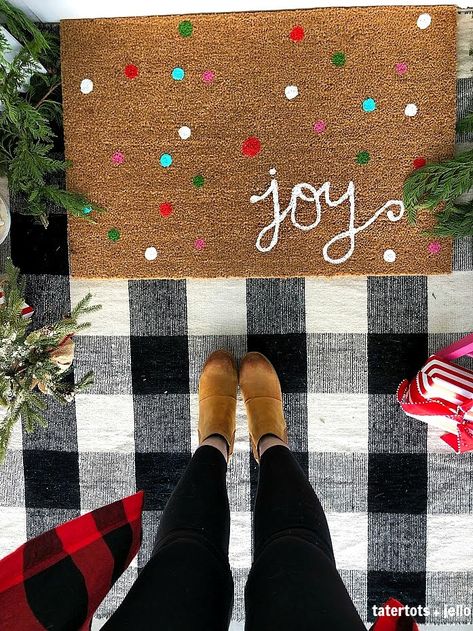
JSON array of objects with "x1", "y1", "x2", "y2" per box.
[{"x1": 103, "y1": 445, "x2": 365, "y2": 630}]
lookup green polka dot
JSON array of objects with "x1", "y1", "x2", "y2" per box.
[
  {"x1": 193, "y1": 174, "x2": 205, "y2": 188},
  {"x1": 356, "y1": 151, "x2": 371, "y2": 165},
  {"x1": 108, "y1": 227, "x2": 121, "y2": 242},
  {"x1": 179, "y1": 20, "x2": 193, "y2": 37},
  {"x1": 331, "y1": 51, "x2": 346, "y2": 67}
]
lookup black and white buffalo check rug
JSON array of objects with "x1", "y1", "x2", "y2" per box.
[{"x1": 1, "y1": 11, "x2": 473, "y2": 631}]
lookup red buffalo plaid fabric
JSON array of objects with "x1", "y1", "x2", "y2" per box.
[{"x1": 0, "y1": 491, "x2": 144, "y2": 631}]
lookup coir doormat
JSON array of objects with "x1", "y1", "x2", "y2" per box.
[{"x1": 61, "y1": 6, "x2": 456, "y2": 279}]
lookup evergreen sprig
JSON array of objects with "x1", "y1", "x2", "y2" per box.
[
  {"x1": 0, "y1": 259, "x2": 101, "y2": 463},
  {"x1": 403, "y1": 147, "x2": 473, "y2": 237},
  {"x1": 456, "y1": 111, "x2": 473, "y2": 135},
  {"x1": 0, "y1": 0, "x2": 105, "y2": 227}
]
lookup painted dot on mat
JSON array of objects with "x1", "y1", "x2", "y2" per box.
[
  {"x1": 178, "y1": 20, "x2": 193, "y2": 37},
  {"x1": 417, "y1": 13, "x2": 431, "y2": 29},
  {"x1": 313, "y1": 120, "x2": 326, "y2": 134},
  {"x1": 331, "y1": 51, "x2": 346, "y2": 67},
  {"x1": 112, "y1": 151, "x2": 124, "y2": 165},
  {"x1": 159, "y1": 202, "x2": 173, "y2": 217},
  {"x1": 82, "y1": 205, "x2": 92, "y2": 215},
  {"x1": 194, "y1": 238, "x2": 206, "y2": 250},
  {"x1": 193, "y1": 174, "x2": 205, "y2": 188},
  {"x1": 362, "y1": 98, "x2": 376, "y2": 113},
  {"x1": 395, "y1": 62, "x2": 408, "y2": 76},
  {"x1": 428, "y1": 241, "x2": 441, "y2": 254},
  {"x1": 413, "y1": 157, "x2": 426, "y2": 169},
  {"x1": 290, "y1": 25, "x2": 305, "y2": 42},
  {"x1": 405, "y1": 103, "x2": 418, "y2": 117},
  {"x1": 356, "y1": 151, "x2": 371, "y2": 165},
  {"x1": 384, "y1": 249, "x2": 396, "y2": 263},
  {"x1": 124, "y1": 64, "x2": 138, "y2": 79},
  {"x1": 178, "y1": 125, "x2": 191, "y2": 140},
  {"x1": 202, "y1": 70, "x2": 215, "y2": 83},
  {"x1": 285, "y1": 85, "x2": 299, "y2": 100},
  {"x1": 160, "y1": 153, "x2": 173, "y2": 168},
  {"x1": 269, "y1": 167, "x2": 276, "y2": 176},
  {"x1": 172, "y1": 67, "x2": 185, "y2": 81},
  {"x1": 242, "y1": 136, "x2": 262, "y2": 157},
  {"x1": 145, "y1": 246, "x2": 158, "y2": 261},
  {"x1": 80, "y1": 78, "x2": 93, "y2": 94},
  {"x1": 108, "y1": 228, "x2": 120, "y2": 242}
]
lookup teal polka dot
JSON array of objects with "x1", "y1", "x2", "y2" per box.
[
  {"x1": 160, "y1": 153, "x2": 173, "y2": 168},
  {"x1": 172, "y1": 67, "x2": 185, "y2": 81},
  {"x1": 362, "y1": 98, "x2": 376, "y2": 113},
  {"x1": 82, "y1": 205, "x2": 92, "y2": 215}
]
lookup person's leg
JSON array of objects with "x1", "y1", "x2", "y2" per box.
[
  {"x1": 245, "y1": 443, "x2": 365, "y2": 631},
  {"x1": 104, "y1": 351, "x2": 238, "y2": 631},
  {"x1": 103, "y1": 443, "x2": 234, "y2": 631},
  {"x1": 239, "y1": 353, "x2": 364, "y2": 631}
]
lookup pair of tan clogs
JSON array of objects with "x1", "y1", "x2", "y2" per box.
[{"x1": 198, "y1": 351, "x2": 288, "y2": 462}]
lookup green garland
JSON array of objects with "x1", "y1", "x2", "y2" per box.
[
  {"x1": 0, "y1": 260, "x2": 101, "y2": 463},
  {"x1": 0, "y1": 0, "x2": 104, "y2": 227},
  {"x1": 403, "y1": 117, "x2": 473, "y2": 238}
]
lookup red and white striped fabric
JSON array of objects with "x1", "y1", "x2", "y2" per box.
[
  {"x1": 0, "y1": 290, "x2": 34, "y2": 319},
  {"x1": 397, "y1": 333, "x2": 473, "y2": 454},
  {"x1": 418, "y1": 356, "x2": 473, "y2": 407}
]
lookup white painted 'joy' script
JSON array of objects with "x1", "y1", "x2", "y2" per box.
[{"x1": 250, "y1": 168, "x2": 405, "y2": 264}]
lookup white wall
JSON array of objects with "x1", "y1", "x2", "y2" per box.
[{"x1": 7, "y1": 0, "x2": 467, "y2": 22}]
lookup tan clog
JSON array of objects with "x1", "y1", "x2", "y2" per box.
[
  {"x1": 198, "y1": 350, "x2": 238, "y2": 457},
  {"x1": 239, "y1": 352, "x2": 288, "y2": 462}
]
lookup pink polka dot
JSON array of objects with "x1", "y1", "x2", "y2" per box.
[
  {"x1": 202, "y1": 70, "x2": 215, "y2": 83},
  {"x1": 395, "y1": 62, "x2": 408, "y2": 76},
  {"x1": 194, "y1": 238, "x2": 206, "y2": 250},
  {"x1": 112, "y1": 151, "x2": 124, "y2": 165},
  {"x1": 313, "y1": 120, "x2": 326, "y2": 134},
  {"x1": 428, "y1": 241, "x2": 441, "y2": 254}
]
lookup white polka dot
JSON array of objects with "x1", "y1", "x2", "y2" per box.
[
  {"x1": 269, "y1": 168, "x2": 276, "y2": 176},
  {"x1": 145, "y1": 247, "x2": 158, "y2": 261},
  {"x1": 404, "y1": 103, "x2": 418, "y2": 117},
  {"x1": 285, "y1": 85, "x2": 299, "y2": 100},
  {"x1": 417, "y1": 13, "x2": 431, "y2": 29},
  {"x1": 178, "y1": 126, "x2": 191, "y2": 140},
  {"x1": 80, "y1": 78, "x2": 94, "y2": 94},
  {"x1": 384, "y1": 249, "x2": 396, "y2": 263}
]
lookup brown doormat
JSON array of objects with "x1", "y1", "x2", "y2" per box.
[{"x1": 60, "y1": 5, "x2": 456, "y2": 279}]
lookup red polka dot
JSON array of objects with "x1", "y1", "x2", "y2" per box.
[
  {"x1": 290, "y1": 25, "x2": 305, "y2": 42},
  {"x1": 242, "y1": 136, "x2": 261, "y2": 157},
  {"x1": 159, "y1": 202, "x2": 173, "y2": 217},
  {"x1": 124, "y1": 64, "x2": 139, "y2": 79},
  {"x1": 413, "y1": 157, "x2": 426, "y2": 169}
]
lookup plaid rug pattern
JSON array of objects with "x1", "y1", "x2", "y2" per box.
[{"x1": 1, "y1": 16, "x2": 473, "y2": 631}]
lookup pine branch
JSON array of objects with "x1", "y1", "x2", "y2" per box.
[
  {"x1": 0, "y1": 0, "x2": 106, "y2": 225},
  {"x1": 457, "y1": 112, "x2": 473, "y2": 134},
  {"x1": 0, "y1": 0, "x2": 48, "y2": 57},
  {"x1": 34, "y1": 80, "x2": 61, "y2": 110},
  {"x1": 431, "y1": 201, "x2": 473, "y2": 237},
  {"x1": 40, "y1": 186, "x2": 105, "y2": 222},
  {"x1": 403, "y1": 150, "x2": 473, "y2": 235},
  {"x1": 0, "y1": 260, "x2": 101, "y2": 463}
]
